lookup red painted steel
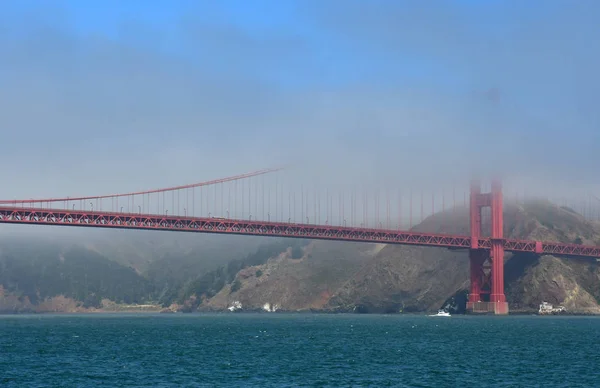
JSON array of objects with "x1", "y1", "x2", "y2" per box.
[
  {"x1": 467, "y1": 178, "x2": 508, "y2": 314},
  {"x1": 0, "y1": 206, "x2": 598, "y2": 257},
  {"x1": 0, "y1": 168, "x2": 281, "y2": 205},
  {"x1": 0, "y1": 207, "x2": 473, "y2": 247},
  {"x1": 1, "y1": 167, "x2": 599, "y2": 317},
  {"x1": 468, "y1": 250, "x2": 486, "y2": 304},
  {"x1": 468, "y1": 180, "x2": 484, "y2": 306},
  {"x1": 489, "y1": 179, "x2": 507, "y2": 314},
  {"x1": 538, "y1": 242, "x2": 600, "y2": 257}
]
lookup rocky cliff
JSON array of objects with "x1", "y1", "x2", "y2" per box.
[
  {"x1": 196, "y1": 200, "x2": 600, "y2": 314},
  {"x1": 1, "y1": 199, "x2": 599, "y2": 314},
  {"x1": 203, "y1": 241, "x2": 382, "y2": 312},
  {"x1": 502, "y1": 201, "x2": 600, "y2": 314}
]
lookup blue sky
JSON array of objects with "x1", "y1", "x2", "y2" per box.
[{"x1": 0, "y1": 0, "x2": 599, "y2": 201}]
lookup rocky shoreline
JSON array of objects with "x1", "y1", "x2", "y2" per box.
[{"x1": 2, "y1": 308, "x2": 598, "y2": 316}]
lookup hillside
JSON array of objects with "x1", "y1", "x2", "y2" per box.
[
  {"x1": 503, "y1": 201, "x2": 600, "y2": 313},
  {"x1": 324, "y1": 200, "x2": 600, "y2": 314},
  {"x1": 0, "y1": 226, "x2": 273, "y2": 313},
  {"x1": 0, "y1": 237, "x2": 154, "y2": 313},
  {"x1": 1, "y1": 199, "x2": 599, "y2": 314},
  {"x1": 203, "y1": 240, "x2": 382, "y2": 312},
  {"x1": 162, "y1": 238, "x2": 310, "y2": 310},
  {"x1": 327, "y1": 245, "x2": 468, "y2": 313},
  {"x1": 186, "y1": 200, "x2": 600, "y2": 314},
  {"x1": 76, "y1": 229, "x2": 270, "y2": 273}
]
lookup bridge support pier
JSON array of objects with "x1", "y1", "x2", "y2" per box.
[{"x1": 466, "y1": 178, "x2": 508, "y2": 315}]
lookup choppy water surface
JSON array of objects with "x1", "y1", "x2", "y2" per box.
[{"x1": 1, "y1": 313, "x2": 598, "y2": 387}]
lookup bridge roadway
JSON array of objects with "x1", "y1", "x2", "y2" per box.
[{"x1": 0, "y1": 206, "x2": 598, "y2": 258}]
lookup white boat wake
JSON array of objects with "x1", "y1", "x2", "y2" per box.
[{"x1": 429, "y1": 309, "x2": 451, "y2": 317}]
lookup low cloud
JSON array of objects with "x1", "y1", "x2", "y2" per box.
[{"x1": 0, "y1": 1, "x2": 598, "y2": 206}]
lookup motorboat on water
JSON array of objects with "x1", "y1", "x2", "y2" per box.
[{"x1": 429, "y1": 309, "x2": 451, "y2": 317}]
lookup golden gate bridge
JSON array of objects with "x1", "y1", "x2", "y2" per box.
[{"x1": 0, "y1": 167, "x2": 598, "y2": 315}]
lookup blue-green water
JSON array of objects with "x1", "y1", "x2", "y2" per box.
[{"x1": 1, "y1": 314, "x2": 599, "y2": 387}]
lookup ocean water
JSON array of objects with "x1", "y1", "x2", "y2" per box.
[{"x1": 1, "y1": 313, "x2": 599, "y2": 387}]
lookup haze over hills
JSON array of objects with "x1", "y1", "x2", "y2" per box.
[
  {"x1": 1, "y1": 0, "x2": 599, "y2": 317},
  {"x1": 0, "y1": 226, "x2": 271, "y2": 312},
  {"x1": 0, "y1": 199, "x2": 599, "y2": 314},
  {"x1": 6, "y1": 226, "x2": 270, "y2": 273},
  {"x1": 325, "y1": 201, "x2": 600, "y2": 314}
]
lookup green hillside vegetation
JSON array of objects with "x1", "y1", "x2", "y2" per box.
[
  {"x1": 145, "y1": 236, "x2": 267, "y2": 303},
  {"x1": 0, "y1": 239, "x2": 153, "y2": 308},
  {"x1": 0, "y1": 230, "x2": 309, "y2": 311},
  {"x1": 1, "y1": 198, "x2": 599, "y2": 314}
]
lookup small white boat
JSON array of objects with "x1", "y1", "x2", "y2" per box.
[{"x1": 429, "y1": 309, "x2": 451, "y2": 317}]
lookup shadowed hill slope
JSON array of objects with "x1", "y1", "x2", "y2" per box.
[
  {"x1": 502, "y1": 200, "x2": 600, "y2": 313},
  {"x1": 169, "y1": 199, "x2": 600, "y2": 314},
  {"x1": 0, "y1": 227, "x2": 272, "y2": 312},
  {"x1": 1, "y1": 199, "x2": 599, "y2": 314},
  {"x1": 203, "y1": 240, "x2": 381, "y2": 311},
  {"x1": 326, "y1": 200, "x2": 600, "y2": 314},
  {"x1": 0, "y1": 237, "x2": 154, "y2": 312}
]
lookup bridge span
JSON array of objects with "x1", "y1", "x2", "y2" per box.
[{"x1": 0, "y1": 168, "x2": 597, "y2": 314}]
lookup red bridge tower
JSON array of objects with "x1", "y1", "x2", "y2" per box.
[{"x1": 466, "y1": 178, "x2": 509, "y2": 315}]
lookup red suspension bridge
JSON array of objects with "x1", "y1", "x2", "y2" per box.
[{"x1": 0, "y1": 167, "x2": 598, "y2": 315}]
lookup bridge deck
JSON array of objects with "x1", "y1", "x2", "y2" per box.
[{"x1": 0, "y1": 207, "x2": 598, "y2": 258}]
